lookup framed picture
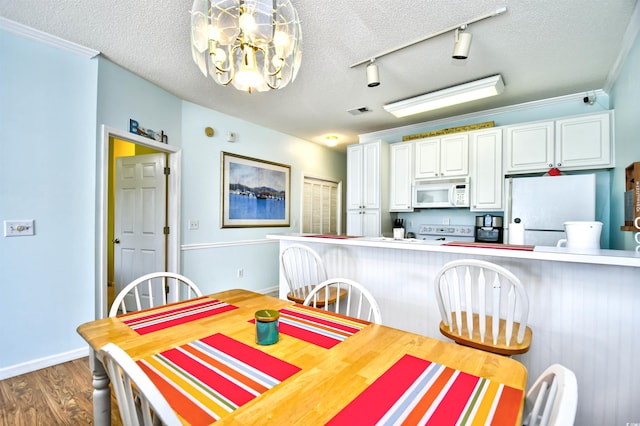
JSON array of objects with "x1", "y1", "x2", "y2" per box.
[{"x1": 221, "y1": 152, "x2": 291, "y2": 228}]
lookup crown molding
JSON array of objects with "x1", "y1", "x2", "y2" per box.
[
  {"x1": 604, "y1": 0, "x2": 640, "y2": 93},
  {"x1": 359, "y1": 89, "x2": 608, "y2": 143},
  {"x1": 0, "y1": 16, "x2": 99, "y2": 59}
]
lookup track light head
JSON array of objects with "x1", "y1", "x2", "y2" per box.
[
  {"x1": 366, "y1": 60, "x2": 380, "y2": 87},
  {"x1": 452, "y1": 27, "x2": 472, "y2": 60}
]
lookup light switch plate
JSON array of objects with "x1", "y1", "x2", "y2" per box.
[{"x1": 4, "y1": 220, "x2": 35, "y2": 237}]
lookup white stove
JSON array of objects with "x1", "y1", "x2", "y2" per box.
[{"x1": 416, "y1": 224, "x2": 475, "y2": 242}]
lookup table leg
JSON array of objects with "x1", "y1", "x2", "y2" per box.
[{"x1": 89, "y1": 349, "x2": 111, "y2": 426}]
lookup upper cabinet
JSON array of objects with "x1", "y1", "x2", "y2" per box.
[
  {"x1": 470, "y1": 128, "x2": 503, "y2": 211},
  {"x1": 414, "y1": 134, "x2": 469, "y2": 179},
  {"x1": 389, "y1": 142, "x2": 413, "y2": 212},
  {"x1": 555, "y1": 112, "x2": 611, "y2": 169},
  {"x1": 504, "y1": 112, "x2": 613, "y2": 174}
]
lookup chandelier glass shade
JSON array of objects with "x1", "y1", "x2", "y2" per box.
[{"x1": 190, "y1": 0, "x2": 302, "y2": 93}]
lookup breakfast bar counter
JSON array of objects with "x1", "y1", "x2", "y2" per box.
[{"x1": 268, "y1": 233, "x2": 640, "y2": 426}]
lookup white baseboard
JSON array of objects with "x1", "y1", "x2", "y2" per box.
[
  {"x1": 0, "y1": 347, "x2": 90, "y2": 380},
  {"x1": 257, "y1": 285, "x2": 279, "y2": 297}
]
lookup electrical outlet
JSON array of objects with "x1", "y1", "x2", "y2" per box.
[
  {"x1": 188, "y1": 219, "x2": 199, "y2": 230},
  {"x1": 237, "y1": 268, "x2": 243, "y2": 278},
  {"x1": 408, "y1": 221, "x2": 413, "y2": 228},
  {"x1": 442, "y1": 218, "x2": 450, "y2": 225}
]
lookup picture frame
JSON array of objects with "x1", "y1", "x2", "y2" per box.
[{"x1": 221, "y1": 152, "x2": 291, "y2": 228}]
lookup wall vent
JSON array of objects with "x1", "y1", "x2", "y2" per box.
[{"x1": 347, "y1": 106, "x2": 372, "y2": 115}]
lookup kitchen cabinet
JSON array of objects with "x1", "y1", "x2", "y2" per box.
[
  {"x1": 555, "y1": 112, "x2": 611, "y2": 169},
  {"x1": 389, "y1": 142, "x2": 413, "y2": 212},
  {"x1": 414, "y1": 133, "x2": 469, "y2": 179},
  {"x1": 470, "y1": 128, "x2": 503, "y2": 211},
  {"x1": 346, "y1": 140, "x2": 390, "y2": 237},
  {"x1": 504, "y1": 112, "x2": 612, "y2": 174},
  {"x1": 504, "y1": 120, "x2": 554, "y2": 174}
]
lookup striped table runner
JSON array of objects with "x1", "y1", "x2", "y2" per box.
[
  {"x1": 251, "y1": 304, "x2": 370, "y2": 349},
  {"x1": 138, "y1": 333, "x2": 301, "y2": 425},
  {"x1": 327, "y1": 354, "x2": 523, "y2": 426},
  {"x1": 119, "y1": 297, "x2": 238, "y2": 335}
]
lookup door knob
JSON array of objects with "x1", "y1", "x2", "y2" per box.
[{"x1": 113, "y1": 238, "x2": 120, "y2": 244}]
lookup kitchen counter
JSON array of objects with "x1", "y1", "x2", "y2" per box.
[
  {"x1": 268, "y1": 233, "x2": 640, "y2": 425},
  {"x1": 267, "y1": 233, "x2": 640, "y2": 267}
]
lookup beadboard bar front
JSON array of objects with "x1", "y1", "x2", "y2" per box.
[{"x1": 269, "y1": 234, "x2": 640, "y2": 426}]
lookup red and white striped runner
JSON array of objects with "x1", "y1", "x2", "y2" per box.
[
  {"x1": 118, "y1": 297, "x2": 238, "y2": 335},
  {"x1": 138, "y1": 333, "x2": 301, "y2": 425},
  {"x1": 328, "y1": 354, "x2": 523, "y2": 426}
]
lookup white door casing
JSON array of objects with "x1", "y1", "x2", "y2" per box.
[{"x1": 114, "y1": 153, "x2": 167, "y2": 310}]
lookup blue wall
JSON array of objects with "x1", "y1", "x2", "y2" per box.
[
  {"x1": 0, "y1": 27, "x2": 346, "y2": 377},
  {"x1": 179, "y1": 101, "x2": 347, "y2": 294},
  {"x1": 610, "y1": 30, "x2": 640, "y2": 250},
  {"x1": 0, "y1": 30, "x2": 98, "y2": 369}
]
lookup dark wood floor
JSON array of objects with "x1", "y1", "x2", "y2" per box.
[{"x1": 0, "y1": 357, "x2": 122, "y2": 425}]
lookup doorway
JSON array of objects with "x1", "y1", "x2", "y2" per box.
[
  {"x1": 110, "y1": 149, "x2": 167, "y2": 308},
  {"x1": 95, "y1": 125, "x2": 182, "y2": 319}
]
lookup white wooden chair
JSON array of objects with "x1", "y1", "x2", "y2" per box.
[
  {"x1": 280, "y1": 244, "x2": 331, "y2": 305},
  {"x1": 109, "y1": 272, "x2": 203, "y2": 317},
  {"x1": 434, "y1": 259, "x2": 532, "y2": 356},
  {"x1": 303, "y1": 278, "x2": 382, "y2": 323},
  {"x1": 523, "y1": 364, "x2": 578, "y2": 426},
  {"x1": 99, "y1": 342, "x2": 181, "y2": 426}
]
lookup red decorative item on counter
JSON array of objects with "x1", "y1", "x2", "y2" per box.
[{"x1": 547, "y1": 167, "x2": 562, "y2": 176}]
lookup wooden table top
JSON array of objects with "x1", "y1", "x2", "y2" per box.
[{"x1": 77, "y1": 289, "x2": 527, "y2": 425}]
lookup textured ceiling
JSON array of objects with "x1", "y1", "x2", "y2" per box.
[{"x1": 1, "y1": 1, "x2": 637, "y2": 151}]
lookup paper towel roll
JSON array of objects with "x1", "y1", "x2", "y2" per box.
[{"x1": 509, "y1": 221, "x2": 525, "y2": 245}]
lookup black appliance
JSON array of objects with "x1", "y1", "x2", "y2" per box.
[{"x1": 475, "y1": 214, "x2": 504, "y2": 243}]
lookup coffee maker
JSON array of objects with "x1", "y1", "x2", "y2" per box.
[{"x1": 475, "y1": 214, "x2": 504, "y2": 243}]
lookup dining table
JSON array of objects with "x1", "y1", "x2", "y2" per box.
[{"x1": 77, "y1": 289, "x2": 528, "y2": 425}]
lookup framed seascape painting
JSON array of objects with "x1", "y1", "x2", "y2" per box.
[{"x1": 221, "y1": 152, "x2": 291, "y2": 228}]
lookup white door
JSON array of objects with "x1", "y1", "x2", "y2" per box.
[{"x1": 114, "y1": 153, "x2": 167, "y2": 309}]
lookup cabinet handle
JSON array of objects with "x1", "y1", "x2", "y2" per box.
[
  {"x1": 557, "y1": 162, "x2": 562, "y2": 167},
  {"x1": 548, "y1": 163, "x2": 553, "y2": 167}
]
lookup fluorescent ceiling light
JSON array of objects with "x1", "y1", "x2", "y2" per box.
[{"x1": 384, "y1": 74, "x2": 504, "y2": 118}]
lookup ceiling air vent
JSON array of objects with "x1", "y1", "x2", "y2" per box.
[{"x1": 347, "y1": 106, "x2": 372, "y2": 116}]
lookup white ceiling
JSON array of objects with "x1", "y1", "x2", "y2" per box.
[{"x1": 1, "y1": 1, "x2": 637, "y2": 152}]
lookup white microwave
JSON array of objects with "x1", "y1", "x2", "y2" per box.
[{"x1": 413, "y1": 177, "x2": 470, "y2": 208}]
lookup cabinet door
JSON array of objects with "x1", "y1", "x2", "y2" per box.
[
  {"x1": 346, "y1": 144, "x2": 363, "y2": 209},
  {"x1": 414, "y1": 138, "x2": 440, "y2": 178},
  {"x1": 555, "y1": 112, "x2": 611, "y2": 169},
  {"x1": 470, "y1": 129, "x2": 503, "y2": 211},
  {"x1": 504, "y1": 121, "x2": 554, "y2": 173},
  {"x1": 390, "y1": 143, "x2": 413, "y2": 212},
  {"x1": 361, "y1": 209, "x2": 381, "y2": 237},
  {"x1": 362, "y1": 142, "x2": 381, "y2": 209},
  {"x1": 440, "y1": 134, "x2": 469, "y2": 177},
  {"x1": 346, "y1": 210, "x2": 363, "y2": 236}
]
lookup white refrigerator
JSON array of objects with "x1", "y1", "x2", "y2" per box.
[{"x1": 504, "y1": 174, "x2": 596, "y2": 246}]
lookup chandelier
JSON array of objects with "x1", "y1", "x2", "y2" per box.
[{"x1": 190, "y1": 0, "x2": 302, "y2": 93}]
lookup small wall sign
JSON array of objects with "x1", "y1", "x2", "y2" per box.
[
  {"x1": 130, "y1": 119, "x2": 168, "y2": 143},
  {"x1": 402, "y1": 121, "x2": 495, "y2": 141}
]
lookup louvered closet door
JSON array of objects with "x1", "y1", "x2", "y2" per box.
[{"x1": 302, "y1": 177, "x2": 339, "y2": 235}]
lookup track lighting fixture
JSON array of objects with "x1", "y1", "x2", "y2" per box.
[
  {"x1": 366, "y1": 60, "x2": 380, "y2": 87},
  {"x1": 452, "y1": 26, "x2": 472, "y2": 60},
  {"x1": 350, "y1": 7, "x2": 507, "y2": 86}
]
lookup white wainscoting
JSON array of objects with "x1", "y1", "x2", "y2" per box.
[{"x1": 279, "y1": 240, "x2": 640, "y2": 426}]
